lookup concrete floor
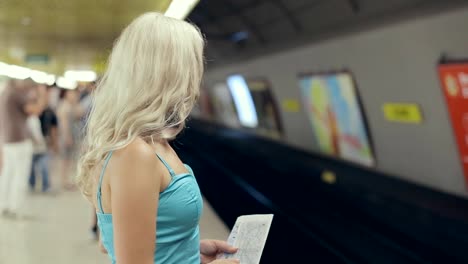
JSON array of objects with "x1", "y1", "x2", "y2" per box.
[{"x1": 0, "y1": 161, "x2": 229, "y2": 264}]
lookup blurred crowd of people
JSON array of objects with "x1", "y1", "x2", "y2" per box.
[{"x1": 0, "y1": 78, "x2": 95, "y2": 219}]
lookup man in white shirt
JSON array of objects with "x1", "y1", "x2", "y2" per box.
[{"x1": 0, "y1": 80, "x2": 46, "y2": 217}]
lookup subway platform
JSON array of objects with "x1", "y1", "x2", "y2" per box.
[{"x1": 0, "y1": 158, "x2": 229, "y2": 264}]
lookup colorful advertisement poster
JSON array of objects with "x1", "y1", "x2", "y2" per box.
[
  {"x1": 439, "y1": 63, "x2": 468, "y2": 186},
  {"x1": 298, "y1": 72, "x2": 374, "y2": 166}
]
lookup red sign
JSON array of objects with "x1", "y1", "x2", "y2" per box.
[{"x1": 439, "y1": 63, "x2": 468, "y2": 186}]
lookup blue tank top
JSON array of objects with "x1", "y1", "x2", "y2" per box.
[{"x1": 96, "y1": 151, "x2": 203, "y2": 264}]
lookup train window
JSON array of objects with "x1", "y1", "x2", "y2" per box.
[
  {"x1": 246, "y1": 79, "x2": 283, "y2": 139},
  {"x1": 227, "y1": 75, "x2": 258, "y2": 128},
  {"x1": 199, "y1": 88, "x2": 215, "y2": 120},
  {"x1": 298, "y1": 71, "x2": 375, "y2": 166},
  {"x1": 210, "y1": 82, "x2": 241, "y2": 128}
]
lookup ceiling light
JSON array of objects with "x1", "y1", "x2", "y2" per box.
[
  {"x1": 45, "y1": 74, "x2": 56, "y2": 86},
  {"x1": 8, "y1": 47, "x2": 25, "y2": 60},
  {"x1": 165, "y1": 0, "x2": 200, "y2": 20},
  {"x1": 5, "y1": 65, "x2": 31, "y2": 80},
  {"x1": 0, "y1": 62, "x2": 30, "y2": 79},
  {"x1": 30, "y1": 71, "x2": 56, "y2": 85},
  {"x1": 57, "y1": 77, "x2": 78, "y2": 89},
  {"x1": 30, "y1": 70, "x2": 48, "y2": 84},
  {"x1": 64, "y1": 70, "x2": 97, "y2": 82},
  {"x1": 0, "y1": 62, "x2": 9, "y2": 74},
  {"x1": 21, "y1": 17, "x2": 31, "y2": 26},
  {"x1": 226, "y1": 75, "x2": 258, "y2": 128},
  {"x1": 0, "y1": 61, "x2": 57, "y2": 85}
]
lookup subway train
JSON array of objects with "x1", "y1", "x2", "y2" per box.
[{"x1": 174, "y1": 3, "x2": 468, "y2": 263}]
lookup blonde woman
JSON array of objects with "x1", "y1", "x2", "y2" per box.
[{"x1": 77, "y1": 13, "x2": 239, "y2": 264}]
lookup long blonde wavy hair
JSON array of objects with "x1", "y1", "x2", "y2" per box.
[{"x1": 77, "y1": 12, "x2": 205, "y2": 198}]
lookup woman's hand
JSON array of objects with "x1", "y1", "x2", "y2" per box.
[
  {"x1": 200, "y1": 239, "x2": 238, "y2": 264},
  {"x1": 208, "y1": 260, "x2": 240, "y2": 264}
]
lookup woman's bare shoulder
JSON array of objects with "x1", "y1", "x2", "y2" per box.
[
  {"x1": 113, "y1": 138, "x2": 155, "y2": 162},
  {"x1": 108, "y1": 138, "x2": 162, "y2": 187}
]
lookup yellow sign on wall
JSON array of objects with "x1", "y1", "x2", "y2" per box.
[
  {"x1": 321, "y1": 171, "x2": 337, "y2": 184},
  {"x1": 383, "y1": 103, "x2": 423, "y2": 124},
  {"x1": 282, "y1": 99, "x2": 300, "y2": 113}
]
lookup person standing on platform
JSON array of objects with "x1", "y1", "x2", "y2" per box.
[
  {"x1": 0, "y1": 79, "x2": 47, "y2": 218},
  {"x1": 27, "y1": 113, "x2": 50, "y2": 192},
  {"x1": 77, "y1": 82, "x2": 101, "y2": 240},
  {"x1": 28, "y1": 85, "x2": 59, "y2": 192},
  {"x1": 76, "y1": 13, "x2": 239, "y2": 264},
  {"x1": 38, "y1": 86, "x2": 60, "y2": 189},
  {"x1": 40, "y1": 86, "x2": 59, "y2": 153},
  {"x1": 57, "y1": 89, "x2": 80, "y2": 190}
]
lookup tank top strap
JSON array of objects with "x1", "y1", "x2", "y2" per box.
[
  {"x1": 184, "y1": 164, "x2": 194, "y2": 176},
  {"x1": 156, "y1": 153, "x2": 176, "y2": 177},
  {"x1": 97, "y1": 151, "x2": 114, "y2": 214}
]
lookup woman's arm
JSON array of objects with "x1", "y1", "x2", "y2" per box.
[{"x1": 110, "y1": 142, "x2": 160, "y2": 264}]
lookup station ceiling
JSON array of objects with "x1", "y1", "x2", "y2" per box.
[
  {"x1": 0, "y1": 0, "x2": 171, "y2": 74},
  {"x1": 0, "y1": 0, "x2": 466, "y2": 76},
  {"x1": 189, "y1": 0, "x2": 468, "y2": 66}
]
